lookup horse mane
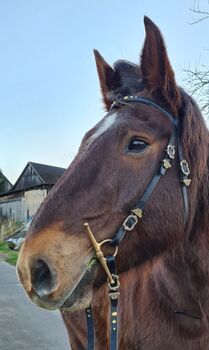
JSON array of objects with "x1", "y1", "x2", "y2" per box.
[{"x1": 179, "y1": 90, "x2": 209, "y2": 237}]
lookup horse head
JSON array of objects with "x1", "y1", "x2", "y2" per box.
[{"x1": 16, "y1": 17, "x2": 208, "y2": 318}]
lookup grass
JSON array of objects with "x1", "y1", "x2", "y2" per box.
[
  {"x1": 0, "y1": 220, "x2": 23, "y2": 241},
  {"x1": 0, "y1": 241, "x2": 18, "y2": 266}
]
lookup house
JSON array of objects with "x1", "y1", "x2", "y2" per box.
[{"x1": 0, "y1": 162, "x2": 66, "y2": 223}]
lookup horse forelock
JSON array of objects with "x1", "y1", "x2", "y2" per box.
[{"x1": 108, "y1": 60, "x2": 144, "y2": 101}]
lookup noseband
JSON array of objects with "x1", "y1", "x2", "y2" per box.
[{"x1": 84, "y1": 95, "x2": 191, "y2": 350}]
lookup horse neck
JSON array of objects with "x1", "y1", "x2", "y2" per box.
[
  {"x1": 159, "y1": 217, "x2": 209, "y2": 317},
  {"x1": 188, "y1": 223, "x2": 209, "y2": 304}
]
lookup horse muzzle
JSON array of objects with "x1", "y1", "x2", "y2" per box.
[{"x1": 16, "y1": 225, "x2": 95, "y2": 311}]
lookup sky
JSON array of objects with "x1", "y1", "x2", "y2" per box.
[{"x1": 1, "y1": 0, "x2": 209, "y2": 183}]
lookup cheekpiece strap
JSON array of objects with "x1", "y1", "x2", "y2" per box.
[
  {"x1": 107, "y1": 256, "x2": 120, "y2": 350},
  {"x1": 85, "y1": 305, "x2": 95, "y2": 350}
]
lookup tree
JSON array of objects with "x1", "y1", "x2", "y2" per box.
[{"x1": 184, "y1": 1, "x2": 209, "y2": 116}]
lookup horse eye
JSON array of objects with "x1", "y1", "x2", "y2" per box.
[{"x1": 128, "y1": 138, "x2": 148, "y2": 152}]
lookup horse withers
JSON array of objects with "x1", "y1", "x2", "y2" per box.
[{"x1": 17, "y1": 17, "x2": 209, "y2": 349}]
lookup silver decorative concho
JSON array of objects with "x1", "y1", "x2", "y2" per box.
[
  {"x1": 180, "y1": 160, "x2": 190, "y2": 176},
  {"x1": 166, "y1": 145, "x2": 175, "y2": 159}
]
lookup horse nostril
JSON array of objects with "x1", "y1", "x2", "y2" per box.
[{"x1": 31, "y1": 259, "x2": 56, "y2": 298}]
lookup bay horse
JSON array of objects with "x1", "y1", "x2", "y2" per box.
[{"x1": 17, "y1": 17, "x2": 209, "y2": 349}]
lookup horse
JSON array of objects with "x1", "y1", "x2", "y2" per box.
[{"x1": 16, "y1": 16, "x2": 209, "y2": 349}]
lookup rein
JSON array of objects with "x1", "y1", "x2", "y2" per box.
[{"x1": 83, "y1": 95, "x2": 191, "y2": 350}]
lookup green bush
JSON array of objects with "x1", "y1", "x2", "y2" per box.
[{"x1": 0, "y1": 241, "x2": 18, "y2": 266}]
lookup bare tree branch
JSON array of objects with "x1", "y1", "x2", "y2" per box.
[
  {"x1": 190, "y1": 0, "x2": 209, "y2": 24},
  {"x1": 184, "y1": 64, "x2": 209, "y2": 116},
  {"x1": 183, "y1": 1, "x2": 209, "y2": 117}
]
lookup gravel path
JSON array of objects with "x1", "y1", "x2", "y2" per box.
[{"x1": 0, "y1": 261, "x2": 70, "y2": 350}]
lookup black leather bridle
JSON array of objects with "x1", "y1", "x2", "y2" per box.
[{"x1": 84, "y1": 95, "x2": 191, "y2": 350}]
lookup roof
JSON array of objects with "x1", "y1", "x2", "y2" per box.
[
  {"x1": 0, "y1": 171, "x2": 13, "y2": 194},
  {"x1": 0, "y1": 162, "x2": 66, "y2": 196},
  {"x1": 29, "y1": 162, "x2": 66, "y2": 184}
]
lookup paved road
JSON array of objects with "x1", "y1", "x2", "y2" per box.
[{"x1": 0, "y1": 261, "x2": 70, "y2": 350}]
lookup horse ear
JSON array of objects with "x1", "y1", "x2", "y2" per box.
[
  {"x1": 94, "y1": 49, "x2": 114, "y2": 110},
  {"x1": 140, "y1": 16, "x2": 181, "y2": 113}
]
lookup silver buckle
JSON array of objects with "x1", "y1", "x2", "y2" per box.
[
  {"x1": 108, "y1": 274, "x2": 120, "y2": 290},
  {"x1": 108, "y1": 274, "x2": 120, "y2": 300},
  {"x1": 123, "y1": 214, "x2": 138, "y2": 231}
]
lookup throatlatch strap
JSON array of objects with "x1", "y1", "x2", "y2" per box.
[
  {"x1": 85, "y1": 306, "x2": 94, "y2": 350},
  {"x1": 176, "y1": 132, "x2": 190, "y2": 225}
]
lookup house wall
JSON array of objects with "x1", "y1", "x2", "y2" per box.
[
  {"x1": 24, "y1": 189, "x2": 47, "y2": 219},
  {"x1": 0, "y1": 194, "x2": 23, "y2": 222},
  {"x1": 0, "y1": 188, "x2": 47, "y2": 223}
]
